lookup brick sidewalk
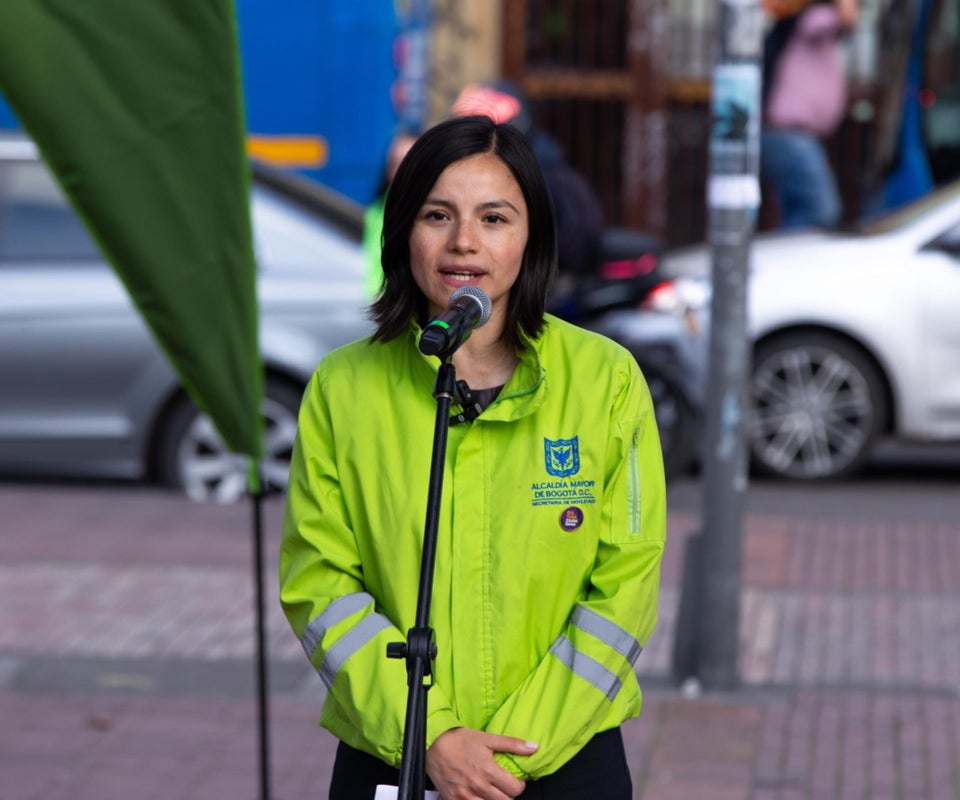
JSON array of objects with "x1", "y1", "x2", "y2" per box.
[{"x1": 1, "y1": 484, "x2": 959, "y2": 799}]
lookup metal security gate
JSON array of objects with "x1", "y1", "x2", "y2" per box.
[
  {"x1": 502, "y1": 0, "x2": 673, "y2": 240},
  {"x1": 501, "y1": 1, "x2": 893, "y2": 245}
]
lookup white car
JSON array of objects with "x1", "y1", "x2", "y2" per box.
[{"x1": 663, "y1": 184, "x2": 960, "y2": 480}]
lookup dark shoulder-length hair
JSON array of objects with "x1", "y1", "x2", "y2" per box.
[{"x1": 369, "y1": 115, "x2": 557, "y2": 349}]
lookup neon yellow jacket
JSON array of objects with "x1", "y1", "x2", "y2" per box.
[{"x1": 279, "y1": 315, "x2": 666, "y2": 780}]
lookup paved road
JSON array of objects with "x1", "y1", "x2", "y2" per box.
[
  {"x1": 1, "y1": 465, "x2": 959, "y2": 799},
  {"x1": 668, "y1": 440, "x2": 960, "y2": 523}
]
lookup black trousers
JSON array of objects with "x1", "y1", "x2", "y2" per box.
[{"x1": 329, "y1": 727, "x2": 632, "y2": 800}]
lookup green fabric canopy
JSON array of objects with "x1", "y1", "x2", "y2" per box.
[{"x1": 0, "y1": 0, "x2": 262, "y2": 459}]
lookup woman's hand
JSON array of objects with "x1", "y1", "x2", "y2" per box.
[{"x1": 425, "y1": 727, "x2": 538, "y2": 799}]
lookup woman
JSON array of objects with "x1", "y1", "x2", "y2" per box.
[
  {"x1": 761, "y1": 0, "x2": 860, "y2": 229},
  {"x1": 280, "y1": 115, "x2": 666, "y2": 800}
]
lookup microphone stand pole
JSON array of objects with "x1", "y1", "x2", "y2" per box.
[
  {"x1": 247, "y1": 460, "x2": 275, "y2": 800},
  {"x1": 387, "y1": 357, "x2": 458, "y2": 800}
]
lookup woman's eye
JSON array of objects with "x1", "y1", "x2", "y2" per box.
[
  {"x1": 484, "y1": 213, "x2": 507, "y2": 224},
  {"x1": 424, "y1": 209, "x2": 448, "y2": 221}
]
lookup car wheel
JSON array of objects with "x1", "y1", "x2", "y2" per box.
[
  {"x1": 750, "y1": 332, "x2": 888, "y2": 480},
  {"x1": 639, "y1": 362, "x2": 699, "y2": 479},
  {"x1": 155, "y1": 378, "x2": 303, "y2": 502}
]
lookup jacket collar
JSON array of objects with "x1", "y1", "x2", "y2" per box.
[{"x1": 406, "y1": 318, "x2": 549, "y2": 422}]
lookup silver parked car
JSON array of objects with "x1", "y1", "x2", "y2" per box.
[
  {"x1": 663, "y1": 184, "x2": 960, "y2": 481},
  {"x1": 1, "y1": 133, "x2": 707, "y2": 500},
  {"x1": 0, "y1": 134, "x2": 373, "y2": 501}
]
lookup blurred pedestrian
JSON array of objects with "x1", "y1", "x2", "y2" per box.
[
  {"x1": 280, "y1": 114, "x2": 666, "y2": 799},
  {"x1": 452, "y1": 81, "x2": 604, "y2": 275},
  {"x1": 761, "y1": 0, "x2": 860, "y2": 229},
  {"x1": 363, "y1": 128, "x2": 418, "y2": 298}
]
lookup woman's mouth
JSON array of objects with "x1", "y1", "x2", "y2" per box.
[{"x1": 441, "y1": 269, "x2": 482, "y2": 283}]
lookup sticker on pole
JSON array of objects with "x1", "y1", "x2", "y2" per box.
[
  {"x1": 720, "y1": 0, "x2": 765, "y2": 60},
  {"x1": 709, "y1": 63, "x2": 762, "y2": 208},
  {"x1": 708, "y1": 175, "x2": 760, "y2": 209}
]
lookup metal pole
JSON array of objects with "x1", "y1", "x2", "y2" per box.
[
  {"x1": 697, "y1": 0, "x2": 763, "y2": 690},
  {"x1": 250, "y1": 464, "x2": 274, "y2": 799}
]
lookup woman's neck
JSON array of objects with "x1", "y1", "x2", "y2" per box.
[{"x1": 450, "y1": 327, "x2": 519, "y2": 390}]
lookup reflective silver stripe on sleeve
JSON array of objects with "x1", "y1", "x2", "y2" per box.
[
  {"x1": 549, "y1": 635, "x2": 622, "y2": 702},
  {"x1": 319, "y1": 613, "x2": 393, "y2": 689},
  {"x1": 571, "y1": 605, "x2": 643, "y2": 665},
  {"x1": 300, "y1": 592, "x2": 374, "y2": 658}
]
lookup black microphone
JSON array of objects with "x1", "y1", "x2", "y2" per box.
[{"x1": 418, "y1": 285, "x2": 493, "y2": 357}]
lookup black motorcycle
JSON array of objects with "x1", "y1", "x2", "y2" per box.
[{"x1": 547, "y1": 228, "x2": 703, "y2": 479}]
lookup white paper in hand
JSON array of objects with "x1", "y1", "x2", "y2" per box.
[{"x1": 374, "y1": 786, "x2": 440, "y2": 800}]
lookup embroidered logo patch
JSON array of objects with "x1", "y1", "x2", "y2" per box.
[
  {"x1": 560, "y1": 506, "x2": 584, "y2": 531},
  {"x1": 530, "y1": 436, "x2": 595, "y2": 507},
  {"x1": 544, "y1": 436, "x2": 580, "y2": 478}
]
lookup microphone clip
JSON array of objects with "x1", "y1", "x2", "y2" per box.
[{"x1": 449, "y1": 380, "x2": 482, "y2": 426}]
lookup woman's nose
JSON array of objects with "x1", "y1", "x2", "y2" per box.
[{"x1": 451, "y1": 219, "x2": 478, "y2": 252}]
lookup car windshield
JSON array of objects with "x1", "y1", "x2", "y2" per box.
[
  {"x1": 858, "y1": 181, "x2": 960, "y2": 236},
  {"x1": 0, "y1": 160, "x2": 101, "y2": 261},
  {"x1": 252, "y1": 182, "x2": 364, "y2": 275}
]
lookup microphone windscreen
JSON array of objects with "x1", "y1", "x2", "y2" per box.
[{"x1": 450, "y1": 285, "x2": 492, "y2": 327}]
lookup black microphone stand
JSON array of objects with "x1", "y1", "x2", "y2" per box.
[{"x1": 387, "y1": 355, "x2": 458, "y2": 799}]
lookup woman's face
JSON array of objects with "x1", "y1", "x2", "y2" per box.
[{"x1": 409, "y1": 152, "x2": 528, "y2": 325}]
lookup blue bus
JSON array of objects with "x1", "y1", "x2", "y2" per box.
[
  {"x1": 0, "y1": 0, "x2": 420, "y2": 206},
  {"x1": 875, "y1": 0, "x2": 960, "y2": 210}
]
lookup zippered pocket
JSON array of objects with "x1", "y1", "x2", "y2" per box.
[{"x1": 627, "y1": 426, "x2": 641, "y2": 536}]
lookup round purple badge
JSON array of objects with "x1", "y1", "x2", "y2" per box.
[{"x1": 559, "y1": 506, "x2": 584, "y2": 531}]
